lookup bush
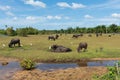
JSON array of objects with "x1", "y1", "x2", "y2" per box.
[
  {"x1": 93, "y1": 65, "x2": 120, "y2": 80},
  {"x1": 20, "y1": 58, "x2": 36, "y2": 70},
  {"x1": 16, "y1": 28, "x2": 28, "y2": 37}
]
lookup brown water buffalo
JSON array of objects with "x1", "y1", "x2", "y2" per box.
[
  {"x1": 77, "y1": 42, "x2": 88, "y2": 52},
  {"x1": 55, "y1": 34, "x2": 59, "y2": 39},
  {"x1": 50, "y1": 45, "x2": 72, "y2": 52},
  {"x1": 88, "y1": 34, "x2": 92, "y2": 37},
  {"x1": 8, "y1": 38, "x2": 21, "y2": 48}
]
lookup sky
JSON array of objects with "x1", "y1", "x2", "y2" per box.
[{"x1": 0, "y1": 0, "x2": 120, "y2": 30}]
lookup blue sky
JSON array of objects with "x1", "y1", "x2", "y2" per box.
[{"x1": 0, "y1": 0, "x2": 120, "y2": 30}]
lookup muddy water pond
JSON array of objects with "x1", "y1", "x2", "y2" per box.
[{"x1": 0, "y1": 60, "x2": 119, "y2": 80}]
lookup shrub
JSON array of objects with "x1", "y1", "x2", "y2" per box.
[
  {"x1": 20, "y1": 58, "x2": 36, "y2": 70},
  {"x1": 93, "y1": 64, "x2": 120, "y2": 80}
]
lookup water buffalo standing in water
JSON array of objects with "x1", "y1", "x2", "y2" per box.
[
  {"x1": 8, "y1": 39, "x2": 21, "y2": 48},
  {"x1": 77, "y1": 42, "x2": 88, "y2": 52},
  {"x1": 50, "y1": 45, "x2": 72, "y2": 52}
]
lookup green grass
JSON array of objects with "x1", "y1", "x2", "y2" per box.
[{"x1": 0, "y1": 34, "x2": 120, "y2": 62}]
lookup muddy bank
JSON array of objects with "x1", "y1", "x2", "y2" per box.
[{"x1": 12, "y1": 67, "x2": 108, "y2": 80}]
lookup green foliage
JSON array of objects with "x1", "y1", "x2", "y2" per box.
[
  {"x1": 0, "y1": 29, "x2": 6, "y2": 34},
  {"x1": 16, "y1": 27, "x2": 39, "y2": 36},
  {"x1": 93, "y1": 63, "x2": 120, "y2": 80},
  {"x1": 16, "y1": 28, "x2": 28, "y2": 37},
  {"x1": 5, "y1": 27, "x2": 16, "y2": 36},
  {"x1": 109, "y1": 24, "x2": 118, "y2": 33},
  {"x1": 20, "y1": 58, "x2": 36, "y2": 70},
  {"x1": 25, "y1": 27, "x2": 39, "y2": 35},
  {"x1": 1, "y1": 24, "x2": 120, "y2": 35}
]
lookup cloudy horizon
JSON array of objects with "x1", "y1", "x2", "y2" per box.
[{"x1": 0, "y1": 0, "x2": 120, "y2": 30}]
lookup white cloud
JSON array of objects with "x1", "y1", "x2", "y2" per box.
[
  {"x1": 46, "y1": 15, "x2": 61, "y2": 20},
  {"x1": 26, "y1": 16, "x2": 36, "y2": 20},
  {"x1": 57, "y1": 2, "x2": 86, "y2": 9},
  {"x1": 54, "y1": 16, "x2": 61, "y2": 20},
  {"x1": 0, "y1": 5, "x2": 11, "y2": 11},
  {"x1": 111, "y1": 13, "x2": 120, "y2": 18},
  {"x1": 13, "y1": 17, "x2": 18, "y2": 20},
  {"x1": 57, "y1": 2, "x2": 70, "y2": 8},
  {"x1": 71, "y1": 3, "x2": 86, "y2": 9},
  {"x1": 46, "y1": 15, "x2": 53, "y2": 19},
  {"x1": 84, "y1": 15, "x2": 93, "y2": 19},
  {"x1": 23, "y1": 0, "x2": 46, "y2": 8},
  {"x1": 6, "y1": 11, "x2": 14, "y2": 16}
]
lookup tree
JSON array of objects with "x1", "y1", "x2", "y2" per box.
[
  {"x1": 109, "y1": 24, "x2": 118, "y2": 33},
  {"x1": 26, "y1": 27, "x2": 39, "y2": 35},
  {"x1": 0, "y1": 29, "x2": 6, "y2": 34},
  {"x1": 87, "y1": 28, "x2": 94, "y2": 33},
  {"x1": 16, "y1": 28, "x2": 27, "y2": 37},
  {"x1": 67, "y1": 27, "x2": 74, "y2": 34},
  {"x1": 5, "y1": 27, "x2": 16, "y2": 36}
]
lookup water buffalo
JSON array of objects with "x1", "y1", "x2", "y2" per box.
[
  {"x1": 8, "y1": 38, "x2": 21, "y2": 48},
  {"x1": 72, "y1": 34, "x2": 80, "y2": 38},
  {"x1": 96, "y1": 33, "x2": 99, "y2": 37},
  {"x1": 96, "y1": 33, "x2": 102, "y2": 37},
  {"x1": 108, "y1": 34, "x2": 111, "y2": 37},
  {"x1": 50, "y1": 45, "x2": 72, "y2": 52},
  {"x1": 88, "y1": 34, "x2": 92, "y2": 37},
  {"x1": 55, "y1": 34, "x2": 59, "y2": 39},
  {"x1": 48, "y1": 36, "x2": 56, "y2": 41},
  {"x1": 77, "y1": 42, "x2": 88, "y2": 52}
]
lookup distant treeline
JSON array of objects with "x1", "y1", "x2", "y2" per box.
[{"x1": 0, "y1": 24, "x2": 120, "y2": 36}]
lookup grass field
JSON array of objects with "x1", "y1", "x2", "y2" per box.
[{"x1": 0, "y1": 34, "x2": 120, "y2": 62}]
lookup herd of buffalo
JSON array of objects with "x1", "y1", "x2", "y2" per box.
[{"x1": 8, "y1": 33, "x2": 112, "y2": 53}]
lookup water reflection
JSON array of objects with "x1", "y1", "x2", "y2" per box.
[
  {"x1": 77, "y1": 60, "x2": 119, "y2": 67},
  {"x1": 37, "y1": 63, "x2": 78, "y2": 71},
  {"x1": 0, "y1": 61, "x2": 22, "y2": 80}
]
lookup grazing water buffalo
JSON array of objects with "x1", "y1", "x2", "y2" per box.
[
  {"x1": 96, "y1": 33, "x2": 102, "y2": 37},
  {"x1": 108, "y1": 34, "x2": 111, "y2": 37},
  {"x1": 8, "y1": 38, "x2": 21, "y2": 48},
  {"x1": 50, "y1": 45, "x2": 72, "y2": 52},
  {"x1": 88, "y1": 34, "x2": 92, "y2": 37},
  {"x1": 72, "y1": 34, "x2": 80, "y2": 38},
  {"x1": 48, "y1": 36, "x2": 56, "y2": 41},
  {"x1": 77, "y1": 42, "x2": 88, "y2": 52}
]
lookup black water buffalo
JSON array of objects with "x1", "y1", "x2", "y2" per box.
[
  {"x1": 50, "y1": 45, "x2": 72, "y2": 52},
  {"x1": 77, "y1": 42, "x2": 88, "y2": 52},
  {"x1": 96, "y1": 33, "x2": 102, "y2": 37},
  {"x1": 72, "y1": 34, "x2": 80, "y2": 38},
  {"x1": 96, "y1": 33, "x2": 99, "y2": 37},
  {"x1": 48, "y1": 36, "x2": 56, "y2": 41},
  {"x1": 108, "y1": 34, "x2": 111, "y2": 37},
  {"x1": 8, "y1": 38, "x2": 21, "y2": 48}
]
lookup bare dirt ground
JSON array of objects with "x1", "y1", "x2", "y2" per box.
[{"x1": 12, "y1": 67, "x2": 108, "y2": 80}]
